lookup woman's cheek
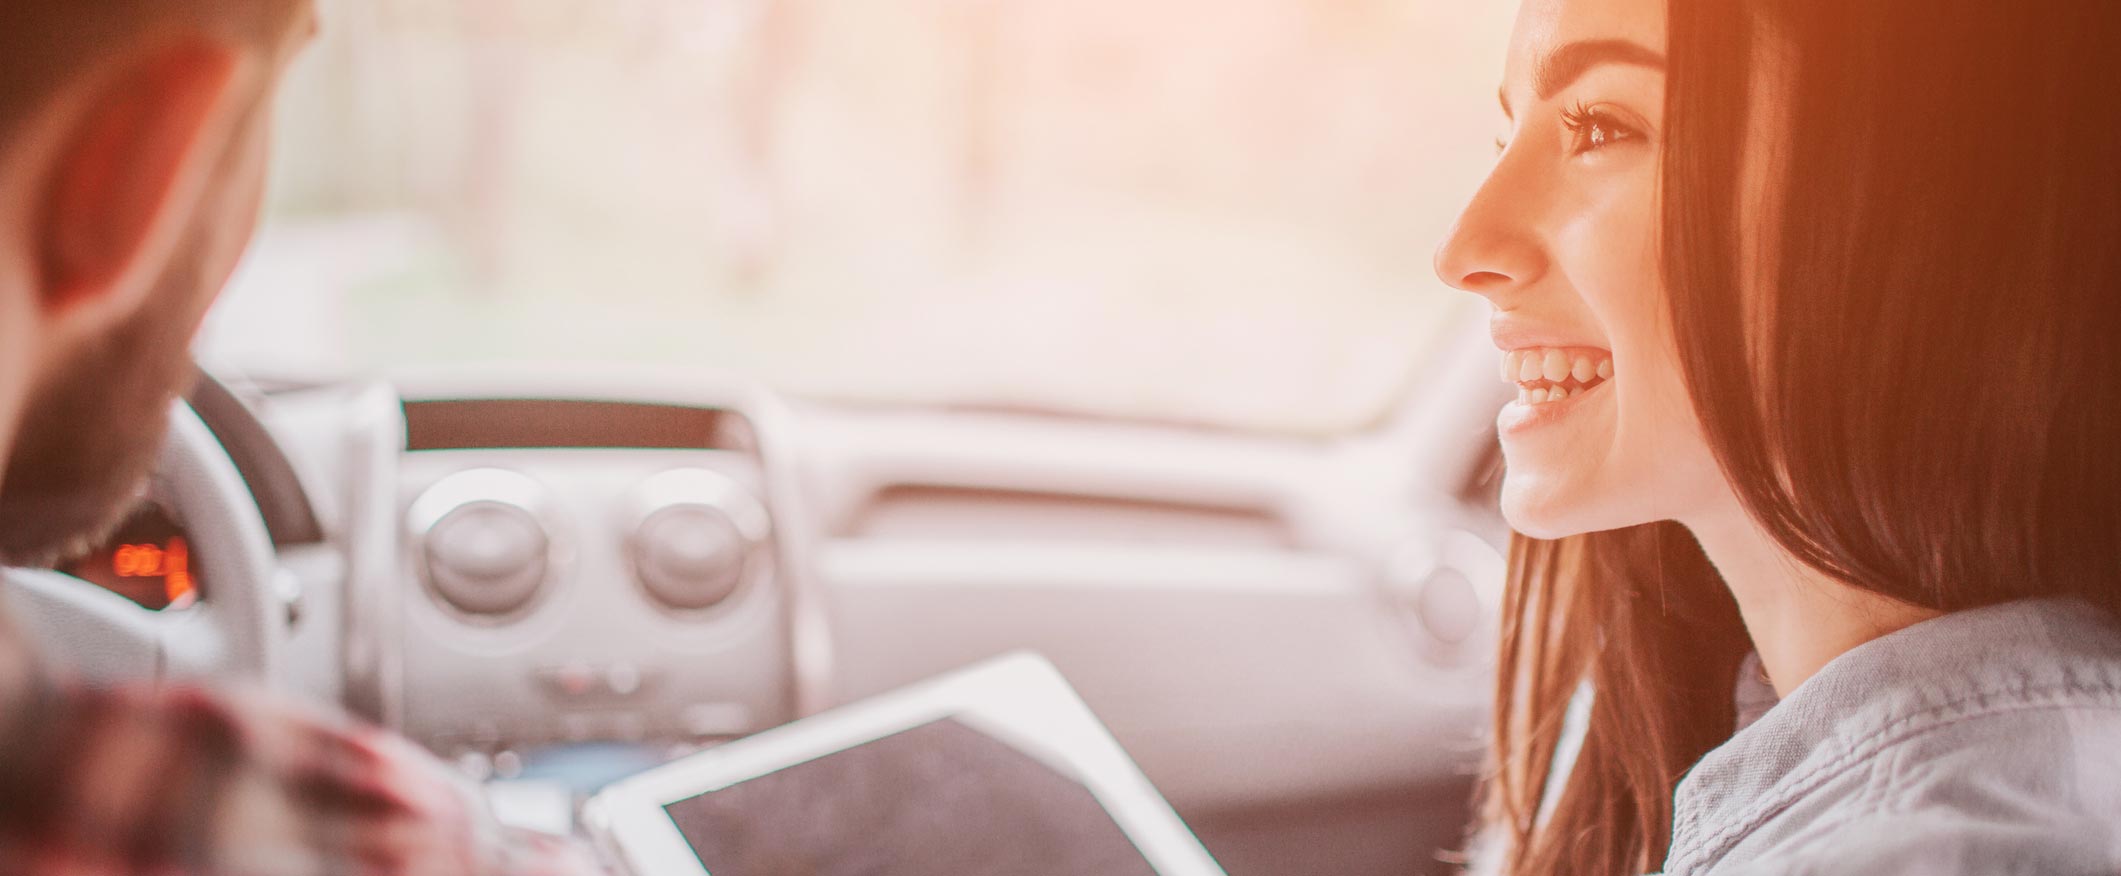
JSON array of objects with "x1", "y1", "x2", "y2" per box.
[{"x1": 1568, "y1": 212, "x2": 1711, "y2": 524}]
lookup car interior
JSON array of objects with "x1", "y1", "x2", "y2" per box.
[{"x1": 0, "y1": 2, "x2": 1522, "y2": 874}]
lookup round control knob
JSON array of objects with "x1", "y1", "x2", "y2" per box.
[
  {"x1": 1415, "y1": 566, "x2": 1482, "y2": 645},
  {"x1": 426, "y1": 502, "x2": 548, "y2": 615},
  {"x1": 1383, "y1": 527, "x2": 1505, "y2": 664},
  {"x1": 626, "y1": 468, "x2": 769, "y2": 613},
  {"x1": 408, "y1": 469, "x2": 559, "y2": 618},
  {"x1": 634, "y1": 506, "x2": 747, "y2": 610}
]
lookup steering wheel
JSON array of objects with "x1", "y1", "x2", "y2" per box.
[{"x1": 0, "y1": 399, "x2": 286, "y2": 686}]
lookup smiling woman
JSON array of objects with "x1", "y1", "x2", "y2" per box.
[
  {"x1": 1440, "y1": 0, "x2": 2121, "y2": 873},
  {"x1": 200, "y1": 0, "x2": 1518, "y2": 435}
]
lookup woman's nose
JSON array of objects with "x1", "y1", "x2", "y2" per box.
[{"x1": 1433, "y1": 172, "x2": 1548, "y2": 304}]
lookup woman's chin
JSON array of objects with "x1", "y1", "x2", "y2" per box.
[{"x1": 1499, "y1": 473, "x2": 1597, "y2": 540}]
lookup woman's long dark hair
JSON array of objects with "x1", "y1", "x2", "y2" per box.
[{"x1": 1484, "y1": 2, "x2": 2121, "y2": 874}]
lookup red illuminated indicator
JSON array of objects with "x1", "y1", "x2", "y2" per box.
[{"x1": 113, "y1": 538, "x2": 194, "y2": 608}]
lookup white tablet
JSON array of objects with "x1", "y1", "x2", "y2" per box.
[{"x1": 582, "y1": 652, "x2": 1227, "y2": 876}]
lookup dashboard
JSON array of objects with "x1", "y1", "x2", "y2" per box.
[{"x1": 32, "y1": 333, "x2": 1512, "y2": 876}]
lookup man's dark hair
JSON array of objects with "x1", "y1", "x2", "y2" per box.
[{"x1": 0, "y1": 0, "x2": 302, "y2": 141}]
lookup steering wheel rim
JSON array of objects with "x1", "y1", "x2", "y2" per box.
[{"x1": 0, "y1": 400, "x2": 284, "y2": 686}]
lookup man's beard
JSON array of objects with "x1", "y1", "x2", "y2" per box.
[{"x1": 0, "y1": 245, "x2": 212, "y2": 569}]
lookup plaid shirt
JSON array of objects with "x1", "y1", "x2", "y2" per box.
[{"x1": 0, "y1": 620, "x2": 611, "y2": 876}]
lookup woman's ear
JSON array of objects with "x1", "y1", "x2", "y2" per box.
[{"x1": 36, "y1": 39, "x2": 245, "y2": 324}]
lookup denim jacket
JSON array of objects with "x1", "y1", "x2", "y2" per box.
[{"x1": 1657, "y1": 598, "x2": 2121, "y2": 876}]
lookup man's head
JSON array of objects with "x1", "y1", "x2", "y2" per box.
[{"x1": 0, "y1": 0, "x2": 314, "y2": 566}]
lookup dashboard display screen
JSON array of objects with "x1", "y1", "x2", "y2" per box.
[{"x1": 61, "y1": 504, "x2": 198, "y2": 611}]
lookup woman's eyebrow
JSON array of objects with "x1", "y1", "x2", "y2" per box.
[
  {"x1": 1535, "y1": 38, "x2": 1665, "y2": 99},
  {"x1": 1500, "y1": 37, "x2": 1667, "y2": 118}
]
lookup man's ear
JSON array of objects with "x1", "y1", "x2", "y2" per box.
[{"x1": 37, "y1": 39, "x2": 245, "y2": 322}]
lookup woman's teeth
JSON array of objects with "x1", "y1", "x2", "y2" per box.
[{"x1": 1502, "y1": 347, "x2": 1613, "y2": 406}]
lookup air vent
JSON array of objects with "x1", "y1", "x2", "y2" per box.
[{"x1": 404, "y1": 399, "x2": 739, "y2": 451}]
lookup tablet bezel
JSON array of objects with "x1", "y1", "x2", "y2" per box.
[{"x1": 581, "y1": 651, "x2": 1226, "y2": 876}]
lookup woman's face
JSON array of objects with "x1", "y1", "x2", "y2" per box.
[{"x1": 1434, "y1": 0, "x2": 1727, "y2": 539}]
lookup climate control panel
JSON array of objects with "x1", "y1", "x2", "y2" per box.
[{"x1": 390, "y1": 396, "x2": 797, "y2": 757}]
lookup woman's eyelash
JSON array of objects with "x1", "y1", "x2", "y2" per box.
[
  {"x1": 1558, "y1": 99, "x2": 1599, "y2": 130},
  {"x1": 1558, "y1": 100, "x2": 1638, "y2": 153},
  {"x1": 1490, "y1": 103, "x2": 1640, "y2": 156}
]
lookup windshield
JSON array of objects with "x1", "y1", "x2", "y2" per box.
[{"x1": 202, "y1": 0, "x2": 1513, "y2": 435}]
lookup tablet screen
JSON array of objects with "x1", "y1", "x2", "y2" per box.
[{"x1": 661, "y1": 716, "x2": 1162, "y2": 876}]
